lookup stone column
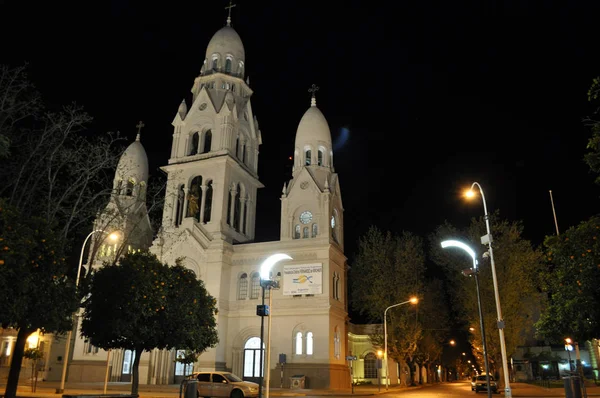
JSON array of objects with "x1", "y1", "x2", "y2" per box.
[{"x1": 199, "y1": 184, "x2": 207, "y2": 223}]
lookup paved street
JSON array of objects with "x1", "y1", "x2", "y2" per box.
[{"x1": 3, "y1": 379, "x2": 600, "y2": 398}]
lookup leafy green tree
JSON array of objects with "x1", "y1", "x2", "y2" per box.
[
  {"x1": 23, "y1": 347, "x2": 44, "y2": 392},
  {"x1": 583, "y1": 76, "x2": 600, "y2": 184},
  {"x1": 81, "y1": 251, "x2": 218, "y2": 396},
  {"x1": 429, "y1": 213, "x2": 544, "y2": 385},
  {"x1": 0, "y1": 199, "x2": 78, "y2": 398},
  {"x1": 350, "y1": 226, "x2": 427, "y2": 386},
  {"x1": 535, "y1": 215, "x2": 600, "y2": 342}
]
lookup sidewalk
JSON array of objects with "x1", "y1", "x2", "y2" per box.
[{"x1": 3, "y1": 380, "x2": 600, "y2": 397}]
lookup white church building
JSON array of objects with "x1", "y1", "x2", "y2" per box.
[{"x1": 32, "y1": 11, "x2": 350, "y2": 390}]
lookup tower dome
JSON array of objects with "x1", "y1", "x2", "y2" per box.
[
  {"x1": 204, "y1": 26, "x2": 245, "y2": 77},
  {"x1": 294, "y1": 105, "x2": 332, "y2": 149},
  {"x1": 115, "y1": 136, "x2": 149, "y2": 186}
]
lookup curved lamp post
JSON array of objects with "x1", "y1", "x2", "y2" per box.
[
  {"x1": 57, "y1": 229, "x2": 119, "y2": 393},
  {"x1": 258, "y1": 253, "x2": 292, "y2": 398},
  {"x1": 383, "y1": 296, "x2": 418, "y2": 390},
  {"x1": 441, "y1": 240, "x2": 491, "y2": 398},
  {"x1": 465, "y1": 182, "x2": 512, "y2": 397}
]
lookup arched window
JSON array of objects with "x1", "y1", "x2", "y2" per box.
[
  {"x1": 235, "y1": 137, "x2": 240, "y2": 158},
  {"x1": 225, "y1": 58, "x2": 232, "y2": 73},
  {"x1": 233, "y1": 185, "x2": 241, "y2": 231},
  {"x1": 202, "y1": 130, "x2": 212, "y2": 153},
  {"x1": 243, "y1": 337, "x2": 264, "y2": 378},
  {"x1": 334, "y1": 328, "x2": 340, "y2": 359},
  {"x1": 364, "y1": 353, "x2": 377, "y2": 379},
  {"x1": 187, "y1": 176, "x2": 202, "y2": 221},
  {"x1": 295, "y1": 332, "x2": 303, "y2": 355},
  {"x1": 318, "y1": 149, "x2": 324, "y2": 166},
  {"x1": 227, "y1": 184, "x2": 234, "y2": 226},
  {"x1": 303, "y1": 227, "x2": 309, "y2": 239},
  {"x1": 294, "y1": 225, "x2": 300, "y2": 239},
  {"x1": 306, "y1": 332, "x2": 314, "y2": 355},
  {"x1": 312, "y1": 224, "x2": 318, "y2": 238},
  {"x1": 203, "y1": 180, "x2": 213, "y2": 223},
  {"x1": 212, "y1": 57, "x2": 218, "y2": 70},
  {"x1": 241, "y1": 143, "x2": 246, "y2": 163},
  {"x1": 250, "y1": 272, "x2": 260, "y2": 299},
  {"x1": 116, "y1": 180, "x2": 123, "y2": 195},
  {"x1": 125, "y1": 178, "x2": 135, "y2": 196},
  {"x1": 305, "y1": 149, "x2": 311, "y2": 166},
  {"x1": 189, "y1": 132, "x2": 199, "y2": 155},
  {"x1": 237, "y1": 273, "x2": 248, "y2": 300},
  {"x1": 238, "y1": 61, "x2": 244, "y2": 75}
]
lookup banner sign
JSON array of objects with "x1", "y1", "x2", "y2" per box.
[{"x1": 282, "y1": 263, "x2": 323, "y2": 295}]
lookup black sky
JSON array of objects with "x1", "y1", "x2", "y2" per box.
[{"x1": 2, "y1": 0, "x2": 600, "y2": 263}]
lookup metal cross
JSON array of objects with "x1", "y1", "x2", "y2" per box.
[
  {"x1": 225, "y1": 1, "x2": 236, "y2": 23},
  {"x1": 308, "y1": 84, "x2": 319, "y2": 98},
  {"x1": 136, "y1": 120, "x2": 145, "y2": 135}
]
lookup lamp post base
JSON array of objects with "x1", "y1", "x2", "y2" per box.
[{"x1": 55, "y1": 388, "x2": 65, "y2": 394}]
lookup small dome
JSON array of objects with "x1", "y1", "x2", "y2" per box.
[
  {"x1": 116, "y1": 138, "x2": 149, "y2": 184},
  {"x1": 295, "y1": 105, "x2": 332, "y2": 149},
  {"x1": 205, "y1": 26, "x2": 245, "y2": 67}
]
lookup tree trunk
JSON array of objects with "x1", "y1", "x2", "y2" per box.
[
  {"x1": 407, "y1": 359, "x2": 416, "y2": 386},
  {"x1": 4, "y1": 327, "x2": 34, "y2": 398},
  {"x1": 131, "y1": 348, "x2": 141, "y2": 397}
]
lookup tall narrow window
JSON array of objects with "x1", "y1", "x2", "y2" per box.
[
  {"x1": 312, "y1": 224, "x2": 318, "y2": 238},
  {"x1": 175, "y1": 185, "x2": 184, "y2": 226},
  {"x1": 305, "y1": 150, "x2": 311, "y2": 166},
  {"x1": 334, "y1": 328, "x2": 340, "y2": 359},
  {"x1": 318, "y1": 149, "x2": 323, "y2": 166},
  {"x1": 306, "y1": 332, "x2": 314, "y2": 355},
  {"x1": 233, "y1": 186, "x2": 241, "y2": 231},
  {"x1": 203, "y1": 181, "x2": 213, "y2": 223},
  {"x1": 241, "y1": 144, "x2": 246, "y2": 163},
  {"x1": 116, "y1": 180, "x2": 123, "y2": 195},
  {"x1": 235, "y1": 137, "x2": 240, "y2": 157},
  {"x1": 295, "y1": 332, "x2": 303, "y2": 355},
  {"x1": 227, "y1": 188, "x2": 233, "y2": 225},
  {"x1": 225, "y1": 58, "x2": 232, "y2": 73},
  {"x1": 242, "y1": 200, "x2": 248, "y2": 234},
  {"x1": 238, "y1": 273, "x2": 248, "y2": 300},
  {"x1": 212, "y1": 57, "x2": 218, "y2": 70},
  {"x1": 202, "y1": 130, "x2": 212, "y2": 153},
  {"x1": 250, "y1": 272, "x2": 260, "y2": 299},
  {"x1": 294, "y1": 225, "x2": 300, "y2": 239},
  {"x1": 303, "y1": 227, "x2": 309, "y2": 239},
  {"x1": 189, "y1": 132, "x2": 199, "y2": 155}
]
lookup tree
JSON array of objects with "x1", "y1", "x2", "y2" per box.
[
  {"x1": 429, "y1": 213, "x2": 544, "y2": 386},
  {"x1": 350, "y1": 226, "x2": 427, "y2": 386},
  {"x1": 81, "y1": 251, "x2": 219, "y2": 396},
  {"x1": 0, "y1": 199, "x2": 78, "y2": 398},
  {"x1": 535, "y1": 215, "x2": 600, "y2": 342},
  {"x1": 583, "y1": 76, "x2": 600, "y2": 184},
  {"x1": 23, "y1": 347, "x2": 44, "y2": 392}
]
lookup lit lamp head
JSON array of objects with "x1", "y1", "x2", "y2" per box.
[
  {"x1": 107, "y1": 231, "x2": 120, "y2": 242},
  {"x1": 464, "y1": 189, "x2": 476, "y2": 199},
  {"x1": 377, "y1": 350, "x2": 383, "y2": 358},
  {"x1": 259, "y1": 253, "x2": 292, "y2": 288},
  {"x1": 409, "y1": 296, "x2": 419, "y2": 304},
  {"x1": 449, "y1": 340, "x2": 456, "y2": 346}
]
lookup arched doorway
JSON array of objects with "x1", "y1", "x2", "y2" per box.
[{"x1": 243, "y1": 337, "x2": 264, "y2": 383}]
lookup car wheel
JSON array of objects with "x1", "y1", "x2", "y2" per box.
[{"x1": 230, "y1": 389, "x2": 244, "y2": 398}]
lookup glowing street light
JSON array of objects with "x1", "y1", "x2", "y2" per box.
[
  {"x1": 441, "y1": 239, "x2": 492, "y2": 398},
  {"x1": 383, "y1": 296, "x2": 418, "y2": 390},
  {"x1": 465, "y1": 182, "x2": 512, "y2": 397},
  {"x1": 258, "y1": 253, "x2": 292, "y2": 398},
  {"x1": 57, "y1": 230, "x2": 119, "y2": 393}
]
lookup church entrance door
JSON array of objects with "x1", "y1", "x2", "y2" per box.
[{"x1": 242, "y1": 337, "x2": 264, "y2": 383}]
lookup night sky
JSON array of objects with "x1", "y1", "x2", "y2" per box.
[{"x1": 2, "y1": 0, "x2": 600, "y2": 264}]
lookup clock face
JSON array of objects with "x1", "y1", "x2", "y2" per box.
[
  {"x1": 331, "y1": 215, "x2": 336, "y2": 228},
  {"x1": 300, "y1": 211, "x2": 313, "y2": 224}
]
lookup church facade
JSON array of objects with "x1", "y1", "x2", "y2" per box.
[{"x1": 36, "y1": 12, "x2": 350, "y2": 390}]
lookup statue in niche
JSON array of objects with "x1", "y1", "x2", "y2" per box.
[{"x1": 187, "y1": 179, "x2": 201, "y2": 221}]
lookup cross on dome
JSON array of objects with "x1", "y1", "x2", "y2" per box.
[
  {"x1": 308, "y1": 84, "x2": 319, "y2": 107},
  {"x1": 225, "y1": 1, "x2": 236, "y2": 26},
  {"x1": 136, "y1": 120, "x2": 145, "y2": 141}
]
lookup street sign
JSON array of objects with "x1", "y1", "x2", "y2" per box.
[{"x1": 346, "y1": 355, "x2": 357, "y2": 361}]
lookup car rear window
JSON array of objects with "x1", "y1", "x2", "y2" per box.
[{"x1": 477, "y1": 376, "x2": 495, "y2": 381}]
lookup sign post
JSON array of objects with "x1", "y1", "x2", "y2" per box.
[{"x1": 346, "y1": 356, "x2": 357, "y2": 394}]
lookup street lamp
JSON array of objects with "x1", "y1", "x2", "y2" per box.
[
  {"x1": 565, "y1": 338, "x2": 574, "y2": 372},
  {"x1": 383, "y1": 296, "x2": 418, "y2": 390},
  {"x1": 56, "y1": 229, "x2": 119, "y2": 394},
  {"x1": 258, "y1": 253, "x2": 292, "y2": 398},
  {"x1": 377, "y1": 350, "x2": 383, "y2": 392},
  {"x1": 465, "y1": 182, "x2": 512, "y2": 397},
  {"x1": 441, "y1": 239, "x2": 492, "y2": 398}
]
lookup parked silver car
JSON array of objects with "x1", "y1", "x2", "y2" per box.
[
  {"x1": 188, "y1": 371, "x2": 259, "y2": 398},
  {"x1": 470, "y1": 374, "x2": 499, "y2": 393}
]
